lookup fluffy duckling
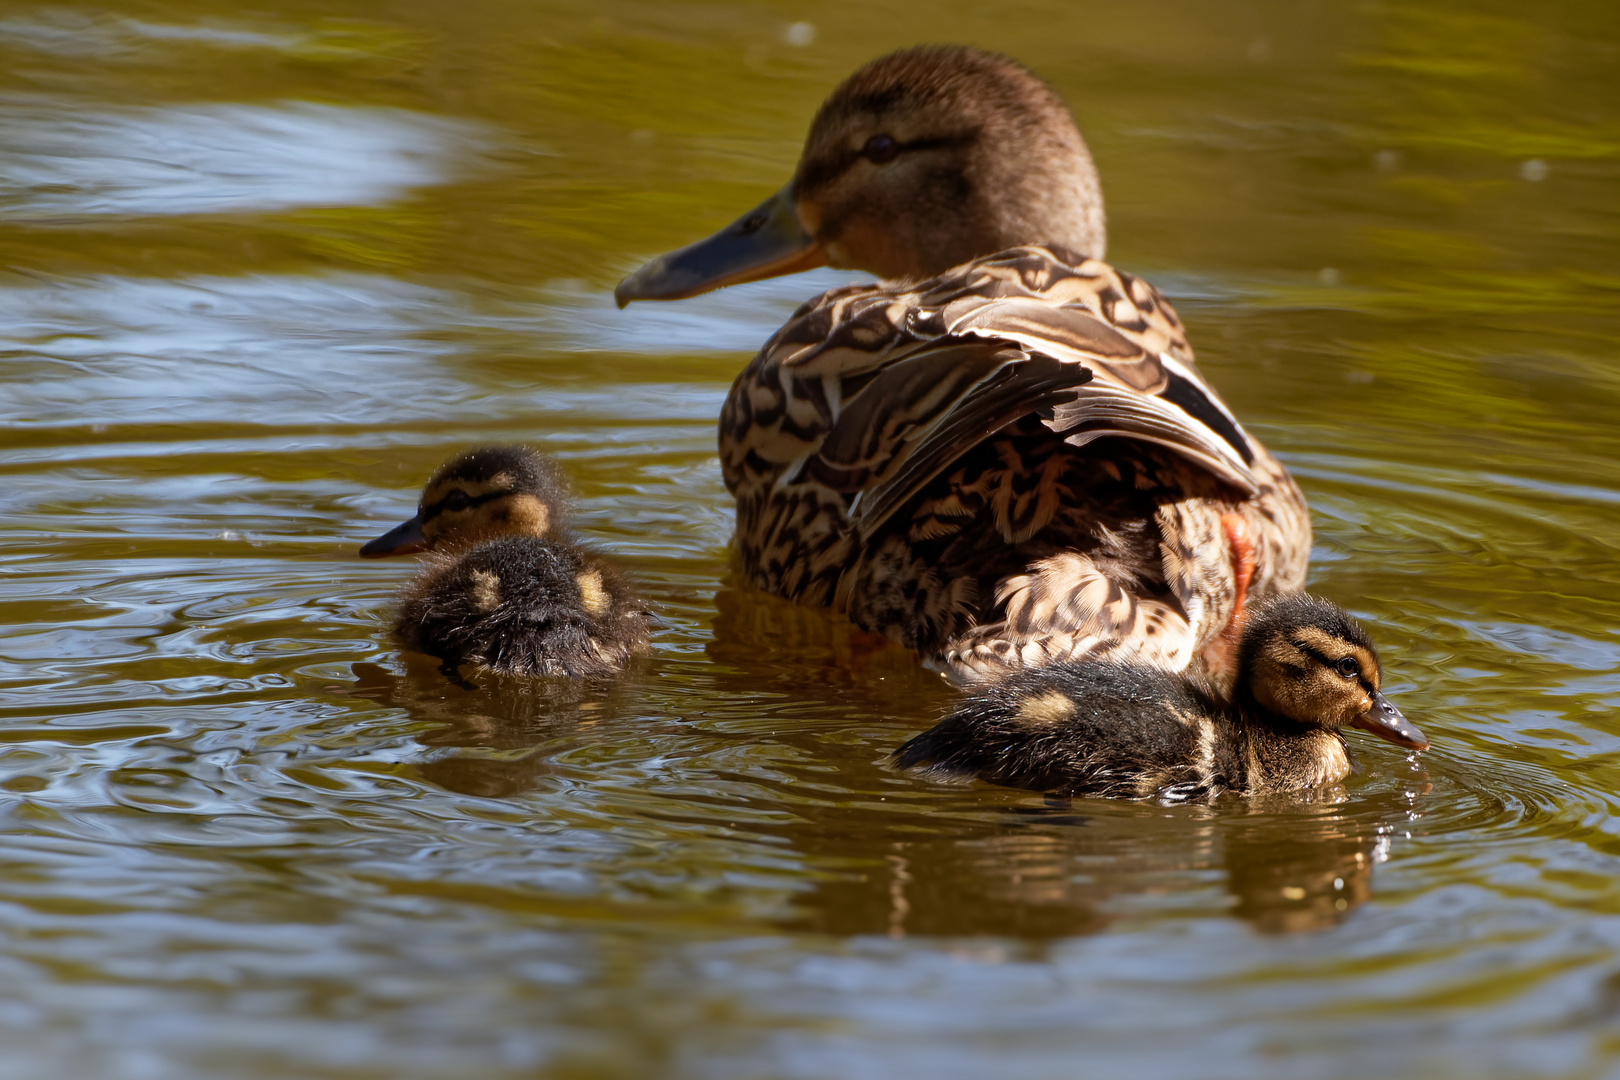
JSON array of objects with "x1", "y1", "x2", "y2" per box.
[
  {"x1": 360, "y1": 446, "x2": 651, "y2": 679},
  {"x1": 893, "y1": 595, "x2": 1426, "y2": 799}
]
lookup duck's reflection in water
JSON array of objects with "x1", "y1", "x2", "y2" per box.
[
  {"x1": 346, "y1": 580, "x2": 1420, "y2": 937},
  {"x1": 706, "y1": 582, "x2": 1407, "y2": 937},
  {"x1": 344, "y1": 660, "x2": 633, "y2": 799},
  {"x1": 786, "y1": 795, "x2": 1404, "y2": 938},
  {"x1": 705, "y1": 580, "x2": 937, "y2": 690},
  {"x1": 1223, "y1": 807, "x2": 1382, "y2": 933}
]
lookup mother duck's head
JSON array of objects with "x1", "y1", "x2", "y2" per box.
[{"x1": 616, "y1": 46, "x2": 1107, "y2": 304}]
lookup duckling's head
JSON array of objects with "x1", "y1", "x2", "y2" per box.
[
  {"x1": 616, "y1": 46, "x2": 1105, "y2": 303},
  {"x1": 1237, "y1": 595, "x2": 1427, "y2": 751},
  {"x1": 359, "y1": 445, "x2": 569, "y2": 558}
]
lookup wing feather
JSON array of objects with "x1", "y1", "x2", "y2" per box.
[{"x1": 842, "y1": 346, "x2": 1092, "y2": 539}]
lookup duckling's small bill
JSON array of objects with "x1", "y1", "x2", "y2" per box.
[
  {"x1": 1353, "y1": 691, "x2": 1427, "y2": 751},
  {"x1": 359, "y1": 515, "x2": 427, "y2": 558}
]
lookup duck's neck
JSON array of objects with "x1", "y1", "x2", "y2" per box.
[{"x1": 1230, "y1": 691, "x2": 1352, "y2": 795}]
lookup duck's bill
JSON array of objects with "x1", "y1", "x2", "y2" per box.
[
  {"x1": 359, "y1": 515, "x2": 427, "y2": 558},
  {"x1": 1351, "y1": 690, "x2": 1428, "y2": 751},
  {"x1": 614, "y1": 183, "x2": 825, "y2": 307}
]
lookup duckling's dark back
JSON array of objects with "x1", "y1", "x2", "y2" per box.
[
  {"x1": 895, "y1": 662, "x2": 1236, "y2": 799},
  {"x1": 398, "y1": 537, "x2": 649, "y2": 679}
]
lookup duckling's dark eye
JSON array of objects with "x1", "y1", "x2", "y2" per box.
[
  {"x1": 862, "y1": 134, "x2": 899, "y2": 164},
  {"x1": 1335, "y1": 656, "x2": 1360, "y2": 679},
  {"x1": 442, "y1": 489, "x2": 471, "y2": 512}
]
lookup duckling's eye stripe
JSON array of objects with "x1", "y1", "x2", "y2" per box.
[
  {"x1": 1293, "y1": 638, "x2": 1379, "y2": 694},
  {"x1": 423, "y1": 489, "x2": 505, "y2": 522},
  {"x1": 1292, "y1": 638, "x2": 1344, "y2": 672}
]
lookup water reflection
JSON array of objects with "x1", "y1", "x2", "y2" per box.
[
  {"x1": 0, "y1": 99, "x2": 482, "y2": 218},
  {"x1": 344, "y1": 661, "x2": 631, "y2": 799},
  {"x1": 355, "y1": 636, "x2": 1410, "y2": 939},
  {"x1": 782, "y1": 797, "x2": 1405, "y2": 939},
  {"x1": 0, "y1": 9, "x2": 302, "y2": 58}
]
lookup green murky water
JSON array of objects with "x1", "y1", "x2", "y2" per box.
[{"x1": 2, "y1": 0, "x2": 1619, "y2": 1075}]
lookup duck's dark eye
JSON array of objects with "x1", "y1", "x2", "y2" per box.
[
  {"x1": 1335, "y1": 656, "x2": 1360, "y2": 679},
  {"x1": 442, "y1": 489, "x2": 471, "y2": 512},
  {"x1": 862, "y1": 134, "x2": 899, "y2": 164}
]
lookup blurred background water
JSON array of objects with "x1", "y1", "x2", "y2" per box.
[{"x1": 1, "y1": 0, "x2": 1618, "y2": 1076}]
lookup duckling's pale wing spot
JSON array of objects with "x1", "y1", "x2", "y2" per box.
[
  {"x1": 1014, "y1": 689, "x2": 1076, "y2": 727},
  {"x1": 575, "y1": 570, "x2": 609, "y2": 617},
  {"x1": 468, "y1": 569, "x2": 502, "y2": 613}
]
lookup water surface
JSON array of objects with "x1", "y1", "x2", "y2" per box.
[{"x1": 2, "y1": 1, "x2": 1619, "y2": 1076}]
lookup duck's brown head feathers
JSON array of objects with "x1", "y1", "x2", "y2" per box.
[
  {"x1": 795, "y1": 46, "x2": 1106, "y2": 280},
  {"x1": 360, "y1": 445, "x2": 569, "y2": 558},
  {"x1": 615, "y1": 46, "x2": 1106, "y2": 302}
]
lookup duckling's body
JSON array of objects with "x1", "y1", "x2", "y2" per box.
[
  {"x1": 361, "y1": 446, "x2": 651, "y2": 680},
  {"x1": 894, "y1": 595, "x2": 1426, "y2": 798},
  {"x1": 617, "y1": 46, "x2": 1309, "y2": 684},
  {"x1": 396, "y1": 536, "x2": 648, "y2": 679}
]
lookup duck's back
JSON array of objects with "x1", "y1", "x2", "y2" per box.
[
  {"x1": 720, "y1": 245, "x2": 1309, "y2": 681},
  {"x1": 893, "y1": 660, "x2": 1242, "y2": 799},
  {"x1": 398, "y1": 537, "x2": 648, "y2": 678}
]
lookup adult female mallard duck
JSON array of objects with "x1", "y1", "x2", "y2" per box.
[
  {"x1": 616, "y1": 46, "x2": 1309, "y2": 683},
  {"x1": 893, "y1": 594, "x2": 1427, "y2": 799},
  {"x1": 360, "y1": 446, "x2": 651, "y2": 679}
]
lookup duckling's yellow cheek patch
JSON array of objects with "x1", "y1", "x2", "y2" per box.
[
  {"x1": 1015, "y1": 689, "x2": 1075, "y2": 726},
  {"x1": 469, "y1": 570, "x2": 502, "y2": 613},
  {"x1": 505, "y1": 495, "x2": 551, "y2": 538},
  {"x1": 576, "y1": 570, "x2": 608, "y2": 617}
]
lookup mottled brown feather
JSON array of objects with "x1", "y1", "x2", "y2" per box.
[{"x1": 721, "y1": 245, "x2": 1310, "y2": 683}]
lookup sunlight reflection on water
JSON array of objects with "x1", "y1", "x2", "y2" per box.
[{"x1": 0, "y1": 100, "x2": 485, "y2": 218}]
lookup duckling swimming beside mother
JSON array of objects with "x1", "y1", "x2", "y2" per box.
[
  {"x1": 360, "y1": 446, "x2": 652, "y2": 680},
  {"x1": 894, "y1": 595, "x2": 1426, "y2": 799}
]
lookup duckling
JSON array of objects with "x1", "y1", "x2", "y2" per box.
[
  {"x1": 359, "y1": 445, "x2": 571, "y2": 559},
  {"x1": 359, "y1": 445, "x2": 651, "y2": 679},
  {"x1": 616, "y1": 46, "x2": 1310, "y2": 685},
  {"x1": 893, "y1": 595, "x2": 1426, "y2": 799}
]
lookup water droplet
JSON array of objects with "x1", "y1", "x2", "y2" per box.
[
  {"x1": 783, "y1": 22, "x2": 815, "y2": 47},
  {"x1": 1373, "y1": 149, "x2": 1400, "y2": 172},
  {"x1": 1520, "y1": 158, "x2": 1549, "y2": 182},
  {"x1": 1319, "y1": 267, "x2": 1341, "y2": 286}
]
